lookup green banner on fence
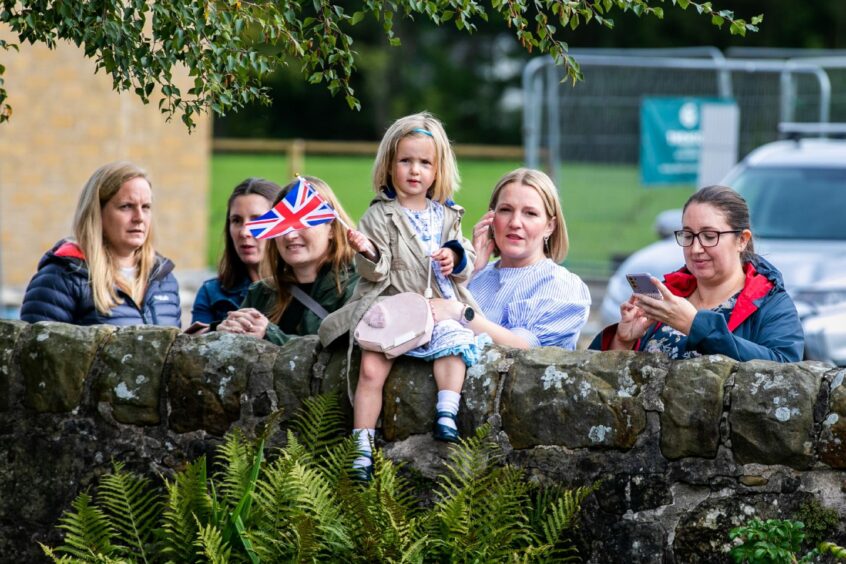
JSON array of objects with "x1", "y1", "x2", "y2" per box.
[{"x1": 640, "y1": 97, "x2": 734, "y2": 186}]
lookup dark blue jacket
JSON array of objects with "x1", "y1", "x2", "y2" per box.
[
  {"x1": 590, "y1": 256, "x2": 804, "y2": 363},
  {"x1": 191, "y1": 277, "x2": 251, "y2": 325},
  {"x1": 21, "y1": 240, "x2": 181, "y2": 327}
]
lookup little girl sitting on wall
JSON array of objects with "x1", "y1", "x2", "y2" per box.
[{"x1": 320, "y1": 112, "x2": 487, "y2": 480}]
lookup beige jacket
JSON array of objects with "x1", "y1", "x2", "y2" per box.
[{"x1": 318, "y1": 192, "x2": 477, "y2": 347}]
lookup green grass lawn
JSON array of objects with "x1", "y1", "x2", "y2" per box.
[{"x1": 210, "y1": 154, "x2": 694, "y2": 276}]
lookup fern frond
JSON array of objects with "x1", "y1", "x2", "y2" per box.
[
  {"x1": 193, "y1": 516, "x2": 232, "y2": 564},
  {"x1": 252, "y1": 459, "x2": 296, "y2": 533},
  {"x1": 252, "y1": 433, "x2": 309, "y2": 534},
  {"x1": 284, "y1": 461, "x2": 354, "y2": 555},
  {"x1": 279, "y1": 429, "x2": 311, "y2": 466},
  {"x1": 291, "y1": 393, "x2": 345, "y2": 455},
  {"x1": 213, "y1": 428, "x2": 256, "y2": 512},
  {"x1": 51, "y1": 492, "x2": 117, "y2": 560},
  {"x1": 538, "y1": 482, "x2": 598, "y2": 546},
  {"x1": 343, "y1": 448, "x2": 425, "y2": 561},
  {"x1": 471, "y1": 465, "x2": 536, "y2": 555},
  {"x1": 316, "y1": 435, "x2": 369, "y2": 492},
  {"x1": 96, "y1": 461, "x2": 161, "y2": 563},
  {"x1": 41, "y1": 543, "x2": 125, "y2": 563},
  {"x1": 430, "y1": 425, "x2": 501, "y2": 550},
  {"x1": 371, "y1": 449, "x2": 419, "y2": 514},
  {"x1": 159, "y1": 457, "x2": 212, "y2": 563},
  {"x1": 531, "y1": 481, "x2": 599, "y2": 561},
  {"x1": 292, "y1": 514, "x2": 319, "y2": 562},
  {"x1": 247, "y1": 528, "x2": 290, "y2": 562},
  {"x1": 435, "y1": 424, "x2": 502, "y2": 503}
]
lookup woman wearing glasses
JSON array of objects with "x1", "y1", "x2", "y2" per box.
[{"x1": 591, "y1": 185, "x2": 803, "y2": 362}]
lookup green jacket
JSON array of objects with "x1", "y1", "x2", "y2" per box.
[{"x1": 242, "y1": 263, "x2": 358, "y2": 346}]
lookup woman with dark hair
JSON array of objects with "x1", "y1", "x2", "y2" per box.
[
  {"x1": 591, "y1": 185, "x2": 803, "y2": 362},
  {"x1": 217, "y1": 176, "x2": 359, "y2": 345},
  {"x1": 191, "y1": 178, "x2": 282, "y2": 326}
]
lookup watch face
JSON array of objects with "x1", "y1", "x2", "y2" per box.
[{"x1": 464, "y1": 306, "x2": 475, "y2": 321}]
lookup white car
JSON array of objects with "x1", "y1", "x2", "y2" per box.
[
  {"x1": 794, "y1": 276, "x2": 846, "y2": 365},
  {"x1": 600, "y1": 135, "x2": 846, "y2": 364}
]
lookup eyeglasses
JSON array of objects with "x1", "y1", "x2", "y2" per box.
[{"x1": 674, "y1": 230, "x2": 741, "y2": 248}]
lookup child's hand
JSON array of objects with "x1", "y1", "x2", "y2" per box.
[
  {"x1": 348, "y1": 229, "x2": 377, "y2": 260},
  {"x1": 431, "y1": 247, "x2": 456, "y2": 276}
]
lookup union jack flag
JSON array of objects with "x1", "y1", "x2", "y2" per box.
[{"x1": 245, "y1": 177, "x2": 337, "y2": 240}]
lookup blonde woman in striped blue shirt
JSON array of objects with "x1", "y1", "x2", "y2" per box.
[{"x1": 430, "y1": 168, "x2": 590, "y2": 349}]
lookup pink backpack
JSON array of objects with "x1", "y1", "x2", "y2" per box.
[{"x1": 354, "y1": 292, "x2": 434, "y2": 358}]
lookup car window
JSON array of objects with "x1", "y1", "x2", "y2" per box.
[{"x1": 731, "y1": 167, "x2": 846, "y2": 240}]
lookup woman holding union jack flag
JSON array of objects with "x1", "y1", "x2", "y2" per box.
[{"x1": 217, "y1": 176, "x2": 359, "y2": 346}]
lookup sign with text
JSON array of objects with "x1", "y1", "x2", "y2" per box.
[{"x1": 640, "y1": 97, "x2": 736, "y2": 186}]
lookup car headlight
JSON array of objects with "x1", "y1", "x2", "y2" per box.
[{"x1": 793, "y1": 289, "x2": 846, "y2": 309}]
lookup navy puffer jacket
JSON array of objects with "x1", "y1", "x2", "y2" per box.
[{"x1": 21, "y1": 240, "x2": 181, "y2": 327}]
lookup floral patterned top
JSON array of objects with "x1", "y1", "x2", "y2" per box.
[{"x1": 643, "y1": 292, "x2": 740, "y2": 359}]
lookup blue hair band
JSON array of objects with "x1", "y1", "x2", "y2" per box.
[{"x1": 411, "y1": 127, "x2": 433, "y2": 137}]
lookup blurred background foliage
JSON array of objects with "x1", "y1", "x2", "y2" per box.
[{"x1": 214, "y1": 0, "x2": 846, "y2": 145}]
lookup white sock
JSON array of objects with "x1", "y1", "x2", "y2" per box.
[
  {"x1": 352, "y1": 428, "x2": 375, "y2": 468},
  {"x1": 436, "y1": 390, "x2": 461, "y2": 430}
]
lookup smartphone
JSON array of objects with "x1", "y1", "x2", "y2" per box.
[
  {"x1": 626, "y1": 273, "x2": 663, "y2": 300},
  {"x1": 184, "y1": 321, "x2": 210, "y2": 335}
]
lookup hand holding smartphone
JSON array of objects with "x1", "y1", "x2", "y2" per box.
[{"x1": 626, "y1": 273, "x2": 663, "y2": 300}]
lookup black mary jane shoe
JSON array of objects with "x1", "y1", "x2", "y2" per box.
[
  {"x1": 433, "y1": 411, "x2": 460, "y2": 443},
  {"x1": 351, "y1": 454, "x2": 374, "y2": 483}
]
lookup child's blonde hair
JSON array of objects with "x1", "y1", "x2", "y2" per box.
[{"x1": 372, "y1": 111, "x2": 460, "y2": 203}]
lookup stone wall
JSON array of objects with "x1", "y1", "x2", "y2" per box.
[
  {"x1": 0, "y1": 27, "x2": 210, "y2": 290},
  {"x1": 1, "y1": 319, "x2": 845, "y2": 562}
]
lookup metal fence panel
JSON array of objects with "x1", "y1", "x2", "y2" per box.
[{"x1": 523, "y1": 48, "x2": 846, "y2": 276}]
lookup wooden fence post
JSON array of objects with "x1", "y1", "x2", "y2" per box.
[{"x1": 288, "y1": 138, "x2": 305, "y2": 179}]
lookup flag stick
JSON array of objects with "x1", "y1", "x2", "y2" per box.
[{"x1": 335, "y1": 215, "x2": 352, "y2": 231}]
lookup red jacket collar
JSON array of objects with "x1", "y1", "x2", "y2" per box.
[
  {"x1": 662, "y1": 263, "x2": 774, "y2": 331},
  {"x1": 54, "y1": 241, "x2": 86, "y2": 261}
]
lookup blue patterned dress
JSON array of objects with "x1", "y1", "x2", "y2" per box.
[{"x1": 400, "y1": 200, "x2": 488, "y2": 366}]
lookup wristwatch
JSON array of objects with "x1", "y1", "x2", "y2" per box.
[{"x1": 459, "y1": 304, "x2": 475, "y2": 326}]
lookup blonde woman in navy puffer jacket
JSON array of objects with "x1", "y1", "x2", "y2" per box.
[{"x1": 21, "y1": 161, "x2": 180, "y2": 327}]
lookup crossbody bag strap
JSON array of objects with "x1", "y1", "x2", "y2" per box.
[{"x1": 288, "y1": 284, "x2": 329, "y2": 320}]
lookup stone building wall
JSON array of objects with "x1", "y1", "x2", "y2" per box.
[
  {"x1": 0, "y1": 28, "x2": 210, "y2": 292},
  {"x1": 1, "y1": 319, "x2": 845, "y2": 562}
]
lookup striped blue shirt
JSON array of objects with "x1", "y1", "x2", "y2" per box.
[{"x1": 467, "y1": 258, "x2": 591, "y2": 350}]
